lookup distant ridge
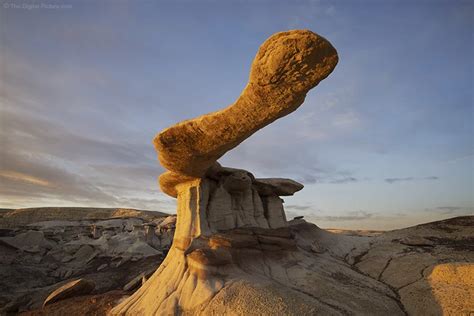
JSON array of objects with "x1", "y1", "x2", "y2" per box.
[{"x1": 0, "y1": 207, "x2": 170, "y2": 228}]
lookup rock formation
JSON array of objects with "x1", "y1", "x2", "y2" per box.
[
  {"x1": 0, "y1": 208, "x2": 172, "y2": 314},
  {"x1": 3, "y1": 207, "x2": 472, "y2": 314},
  {"x1": 43, "y1": 278, "x2": 95, "y2": 307},
  {"x1": 110, "y1": 29, "x2": 343, "y2": 315},
  {"x1": 109, "y1": 29, "x2": 473, "y2": 316}
]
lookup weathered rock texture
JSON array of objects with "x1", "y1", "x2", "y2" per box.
[
  {"x1": 350, "y1": 216, "x2": 474, "y2": 316},
  {"x1": 7, "y1": 213, "x2": 473, "y2": 315}
]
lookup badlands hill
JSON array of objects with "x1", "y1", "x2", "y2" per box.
[
  {"x1": 0, "y1": 207, "x2": 175, "y2": 314},
  {"x1": 0, "y1": 207, "x2": 168, "y2": 229},
  {"x1": 0, "y1": 207, "x2": 472, "y2": 315}
]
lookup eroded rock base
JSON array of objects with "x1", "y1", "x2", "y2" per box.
[
  {"x1": 110, "y1": 167, "x2": 404, "y2": 315},
  {"x1": 110, "y1": 225, "x2": 404, "y2": 315},
  {"x1": 110, "y1": 165, "x2": 474, "y2": 315}
]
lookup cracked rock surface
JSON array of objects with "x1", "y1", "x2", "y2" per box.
[
  {"x1": 112, "y1": 214, "x2": 473, "y2": 315},
  {"x1": 350, "y1": 216, "x2": 474, "y2": 315},
  {"x1": 3, "y1": 210, "x2": 472, "y2": 315}
]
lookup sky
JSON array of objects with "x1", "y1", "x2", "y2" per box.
[{"x1": 0, "y1": 0, "x2": 472, "y2": 230}]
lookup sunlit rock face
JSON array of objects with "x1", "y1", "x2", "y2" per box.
[
  {"x1": 155, "y1": 29, "x2": 337, "y2": 198},
  {"x1": 110, "y1": 30, "x2": 343, "y2": 315},
  {"x1": 154, "y1": 30, "x2": 337, "y2": 180},
  {"x1": 168, "y1": 164, "x2": 303, "y2": 251}
]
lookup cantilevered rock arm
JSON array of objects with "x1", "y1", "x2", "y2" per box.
[{"x1": 154, "y1": 30, "x2": 338, "y2": 181}]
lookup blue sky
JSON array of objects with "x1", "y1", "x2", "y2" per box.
[{"x1": 0, "y1": 0, "x2": 472, "y2": 229}]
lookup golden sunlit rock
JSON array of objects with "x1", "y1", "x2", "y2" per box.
[{"x1": 154, "y1": 30, "x2": 338, "y2": 184}]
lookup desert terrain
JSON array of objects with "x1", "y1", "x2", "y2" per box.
[
  {"x1": 0, "y1": 207, "x2": 174, "y2": 314},
  {"x1": 0, "y1": 207, "x2": 472, "y2": 315},
  {"x1": 1, "y1": 13, "x2": 472, "y2": 315}
]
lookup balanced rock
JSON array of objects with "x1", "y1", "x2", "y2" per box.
[
  {"x1": 111, "y1": 30, "x2": 340, "y2": 315},
  {"x1": 154, "y1": 30, "x2": 338, "y2": 183}
]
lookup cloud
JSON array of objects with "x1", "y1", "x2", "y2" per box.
[
  {"x1": 0, "y1": 109, "x2": 154, "y2": 166},
  {"x1": 0, "y1": 107, "x2": 168, "y2": 209},
  {"x1": 91, "y1": 164, "x2": 161, "y2": 175},
  {"x1": 296, "y1": 173, "x2": 318, "y2": 185},
  {"x1": 434, "y1": 206, "x2": 463, "y2": 214},
  {"x1": 0, "y1": 50, "x2": 173, "y2": 210},
  {"x1": 442, "y1": 153, "x2": 474, "y2": 164},
  {"x1": 0, "y1": 170, "x2": 52, "y2": 187},
  {"x1": 0, "y1": 148, "x2": 174, "y2": 211},
  {"x1": 332, "y1": 110, "x2": 362, "y2": 129},
  {"x1": 385, "y1": 176, "x2": 439, "y2": 184},
  {"x1": 285, "y1": 204, "x2": 313, "y2": 211},
  {"x1": 296, "y1": 171, "x2": 361, "y2": 185},
  {"x1": 0, "y1": 150, "x2": 118, "y2": 205},
  {"x1": 425, "y1": 206, "x2": 474, "y2": 216},
  {"x1": 312, "y1": 211, "x2": 374, "y2": 222},
  {"x1": 286, "y1": 207, "x2": 375, "y2": 223},
  {"x1": 329, "y1": 177, "x2": 358, "y2": 184},
  {"x1": 385, "y1": 177, "x2": 414, "y2": 183},
  {"x1": 219, "y1": 130, "x2": 327, "y2": 180}
]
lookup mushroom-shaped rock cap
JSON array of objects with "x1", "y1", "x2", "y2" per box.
[
  {"x1": 254, "y1": 178, "x2": 304, "y2": 196},
  {"x1": 154, "y1": 30, "x2": 338, "y2": 182}
]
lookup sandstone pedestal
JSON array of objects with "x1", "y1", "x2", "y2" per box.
[
  {"x1": 110, "y1": 166, "x2": 304, "y2": 315},
  {"x1": 110, "y1": 169, "x2": 406, "y2": 315}
]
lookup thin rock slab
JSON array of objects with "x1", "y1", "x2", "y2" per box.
[{"x1": 43, "y1": 279, "x2": 95, "y2": 307}]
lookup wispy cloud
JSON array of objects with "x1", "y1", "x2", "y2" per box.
[
  {"x1": 0, "y1": 107, "x2": 168, "y2": 210},
  {"x1": 1, "y1": 109, "x2": 153, "y2": 165},
  {"x1": 286, "y1": 204, "x2": 313, "y2": 211},
  {"x1": 0, "y1": 148, "x2": 173, "y2": 211},
  {"x1": 0, "y1": 150, "x2": 119, "y2": 204},
  {"x1": 385, "y1": 176, "x2": 439, "y2": 184},
  {"x1": 312, "y1": 211, "x2": 374, "y2": 222},
  {"x1": 425, "y1": 206, "x2": 473, "y2": 216},
  {"x1": 441, "y1": 154, "x2": 474, "y2": 164},
  {"x1": 329, "y1": 177, "x2": 358, "y2": 184},
  {"x1": 385, "y1": 177, "x2": 414, "y2": 183},
  {"x1": 0, "y1": 170, "x2": 52, "y2": 187},
  {"x1": 292, "y1": 167, "x2": 362, "y2": 185},
  {"x1": 286, "y1": 207, "x2": 374, "y2": 222},
  {"x1": 295, "y1": 86, "x2": 363, "y2": 142}
]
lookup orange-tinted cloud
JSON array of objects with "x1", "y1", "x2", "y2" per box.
[{"x1": 0, "y1": 170, "x2": 51, "y2": 187}]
